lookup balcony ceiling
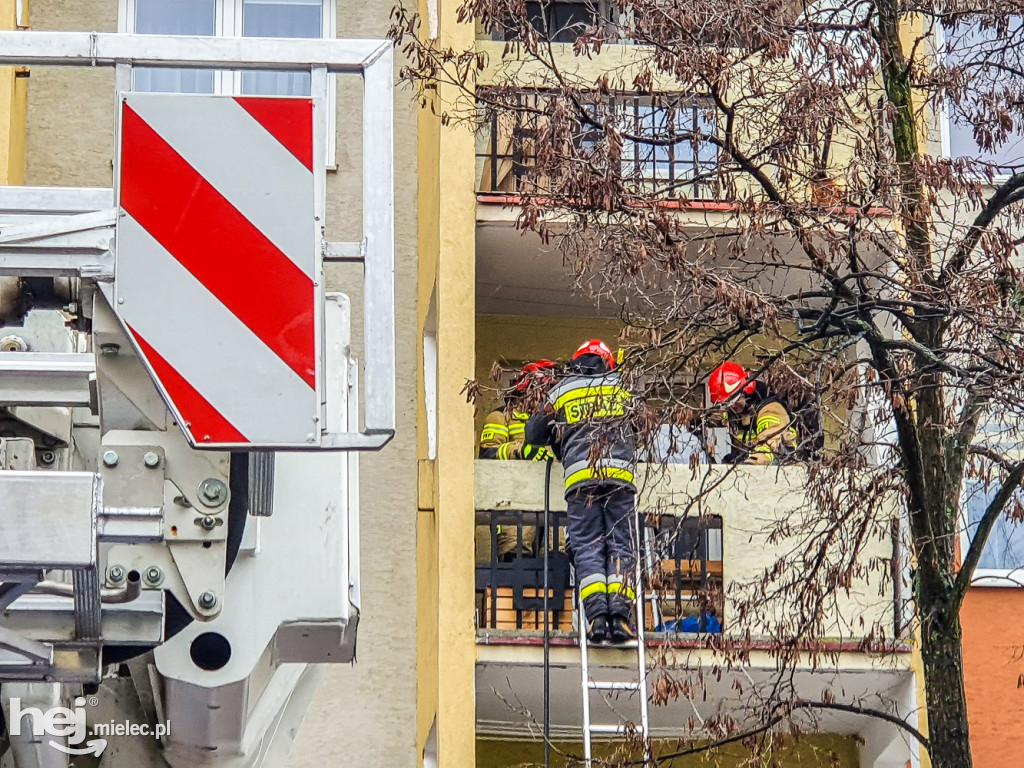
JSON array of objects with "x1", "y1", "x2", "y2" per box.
[
  {"x1": 475, "y1": 219, "x2": 840, "y2": 319},
  {"x1": 476, "y1": 655, "x2": 916, "y2": 746},
  {"x1": 476, "y1": 223, "x2": 622, "y2": 318}
]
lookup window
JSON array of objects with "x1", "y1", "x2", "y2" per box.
[
  {"x1": 496, "y1": 0, "x2": 613, "y2": 42},
  {"x1": 525, "y1": 0, "x2": 608, "y2": 43},
  {"x1": 475, "y1": 92, "x2": 719, "y2": 197},
  {"x1": 121, "y1": 0, "x2": 337, "y2": 158},
  {"x1": 240, "y1": 0, "x2": 324, "y2": 97},
  {"x1": 962, "y1": 479, "x2": 1024, "y2": 584},
  {"x1": 132, "y1": 0, "x2": 217, "y2": 94},
  {"x1": 941, "y1": 17, "x2": 1024, "y2": 171},
  {"x1": 617, "y1": 98, "x2": 718, "y2": 195}
]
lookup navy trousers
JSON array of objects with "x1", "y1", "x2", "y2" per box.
[{"x1": 567, "y1": 484, "x2": 637, "y2": 621}]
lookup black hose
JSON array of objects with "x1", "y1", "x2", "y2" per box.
[{"x1": 543, "y1": 458, "x2": 552, "y2": 768}]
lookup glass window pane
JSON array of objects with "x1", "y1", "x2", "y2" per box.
[
  {"x1": 944, "y1": 17, "x2": 1024, "y2": 168},
  {"x1": 136, "y1": 0, "x2": 216, "y2": 34},
  {"x1": 964, "y1": 480, "x2": 1024, "y2": 571},
  {"x1": 241, "y1": 0, "x2": 323, "y2": 96},
  {"x1": 134, "y1": 0, "x2": 216, "y2": 93}
]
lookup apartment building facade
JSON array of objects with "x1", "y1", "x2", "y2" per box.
[
  {"x1": 414, "y1": 5, "x2": 931, "y2": 768},
  {"x1": 0, "y1": 1, "x2": 1019, "y2": 767},
  {"x1": 0, "y1": 0, "x2": 420, "y2": 765}
]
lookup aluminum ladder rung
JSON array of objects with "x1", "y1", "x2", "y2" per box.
[{"x1": 589, "y1": 681, "x2": 641, "y2": 691}]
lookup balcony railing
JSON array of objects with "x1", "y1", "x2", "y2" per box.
[
  {"x1": 475, "y1": 461, "x2": 901, "y2": 643},
  {"x1": 475, "y1": 508, "x2": 725, "y2": 634},
  {"x1": 476, "y1": 510, "x2": 574, "y2": 631},
  {"x1": 476, "y1": 91, "x2": 720, "y2": 199}
]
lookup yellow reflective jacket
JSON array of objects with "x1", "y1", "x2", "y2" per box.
[
  {"x1": 479, "y1": 411, "x2": 548, "y2": 460},
  {"x1": 726, "y1": 399, "x2": 798, "y2": 465}
]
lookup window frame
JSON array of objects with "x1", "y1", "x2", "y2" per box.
[
  {"x1": 615, "y1": 96, "x2": 719, "y2": 192},
  {"x1": 958, "y1": 472, "x2": 1024, "y2": 588},
  {"x1": 118, "y1": 0, "x2": 338, "y2": 166}
]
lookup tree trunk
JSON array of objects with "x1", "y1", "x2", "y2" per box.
[{"x1": 918, "y1": 577, "x2": 973, "y2": 768}]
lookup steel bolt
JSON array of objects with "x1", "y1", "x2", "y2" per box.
[
  {"x1": 107, "y1": 565, "x2": 127, "y2": 585},
  {"x1": 199, "y1": 515, "x2": 217, "y2": 531},
  {"x1": 143, "y1": 566, "x2": 163, "y2": 586},
  {"x1": 143, "y1": 451, "x2": 160, "y2": 469},
  {"x1": 99, "y1": 343, "x2": 120, "y2": 357},
  {"x1": 198, "y1": 592, "x2": 218, "y2": 610},
  {"x1": 198, "y1": 478, "x2": 228, "y2": 507},
  {"x1": 38, "y1": 450, "x2": 56, "y2": 465},
  {"x1": 102, "y1": 450, "x2": 119, "y2": 468}
]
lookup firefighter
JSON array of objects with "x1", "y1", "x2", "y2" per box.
[
  {"x1": 479, "y1": 360, "x2": 556, "y2": 560},
  {"x1": 526, "y1": 339, "x2": 638, "y2": 644},
  {"x1": 708, "y1": 361, "x2": 798, "y2": 465}
]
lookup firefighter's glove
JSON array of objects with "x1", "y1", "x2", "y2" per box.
[{"x1": 523, "y1": 444, "x2": 554, "y2": 462}]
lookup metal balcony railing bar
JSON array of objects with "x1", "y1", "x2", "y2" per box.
[
  {"x1": 475, "y1": 509, "x2": 724, "y2": 634},
  {"x1": 475, "y1": 91, "x2": 721, "y2": 198},
  {"x1": 475, "y1": 509, "x2": 573, "y2": 631}
]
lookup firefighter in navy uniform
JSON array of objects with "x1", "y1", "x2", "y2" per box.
[
  {"x1": 526, "y1": 340, "x2": 638, "y2": 645},
  {"x1": 479, "y1": 360, "x2": 556, "y2": 560},
  {"x1": 708, "y1": 361, "x2": 798, "y2": 465}
]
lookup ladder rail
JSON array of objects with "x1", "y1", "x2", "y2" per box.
[
  {"x1": 635, "y1": 520, "x2": 652, "y2": 764},
  {"x1": 578, "y1": 589, "x2": 594, "y2": 767}
]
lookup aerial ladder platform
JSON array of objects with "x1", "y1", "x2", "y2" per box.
[{"x1": 0, "y1": 30, "x2": 395, "y2": 768}]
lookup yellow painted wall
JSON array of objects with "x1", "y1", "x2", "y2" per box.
[
  {"x1": 0, "y1": 0, "x2": 27, "y2": 185},
  {"x1": 416, "y1": 0, "x2": 481, "y2": 764},
  {"x1": 415, "y1": 3, "x2": 443, "y2": 757},
  {"x1": 476, "y1": 735, "x2": 860, "y2": 767},
  {"x1": 474, "y1": 314, "x2": 621, "y2": 427}
]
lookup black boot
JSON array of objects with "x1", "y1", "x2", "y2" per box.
[
  {"x1": 587, "y1": 614, "x2": 610, "y2": 644},
  {"x1": 607, "y1": 616, "x2": 636, "y2": 644}
]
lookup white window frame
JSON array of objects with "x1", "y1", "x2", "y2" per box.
[{"x1": 118, "y1": 0, "x2": 338, "y2": 166}]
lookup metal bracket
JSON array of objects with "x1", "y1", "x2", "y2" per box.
[
  {"x1": 323, "y1": 239, "x2": 366, "y2": 263},
  {"x1": 0, "y1": 626, "x2": 53, "y2": 667}
]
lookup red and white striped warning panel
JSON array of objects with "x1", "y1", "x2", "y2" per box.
[{"x1": 115, "y1": 93, "x2": 321, "y2": 448}]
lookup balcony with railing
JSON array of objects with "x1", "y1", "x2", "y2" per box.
[
  {"x1": 474, "y1": 461, "x2": 899, "y2": 644},
  {"x1": 476, "y1": 507, "x2": 723, "y2": 637},
  {"x1": 472, "y1": 461, "x2": 918, "y2": 765},
  {"x1": 475, "y1": 91, "x2": 720, "y2": 200}
]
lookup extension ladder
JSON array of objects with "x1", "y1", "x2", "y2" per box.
[{"x1": 577, "y1": 523, "x2": 659, "y2": 766}]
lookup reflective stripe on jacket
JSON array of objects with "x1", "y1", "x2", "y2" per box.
[
  {"x1": 727, "y1": 399, "x2": 798, "y2": 465},
  {"x1": 540, "y1": 371, "x2": 636, "y2": 495},
  {"x1": 480, "y1": 411, "x2": 543, "y2": 460}
]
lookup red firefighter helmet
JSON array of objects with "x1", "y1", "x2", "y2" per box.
[
  {"x1": 708, "y1": 361, "x2": 756, "y2": 403},
  {"x1": 514, "y1": 359, "x2": 556, "y2": 392},
  {"x1": 572, "y1": 339, "x2": 616, "y2": 369}
]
